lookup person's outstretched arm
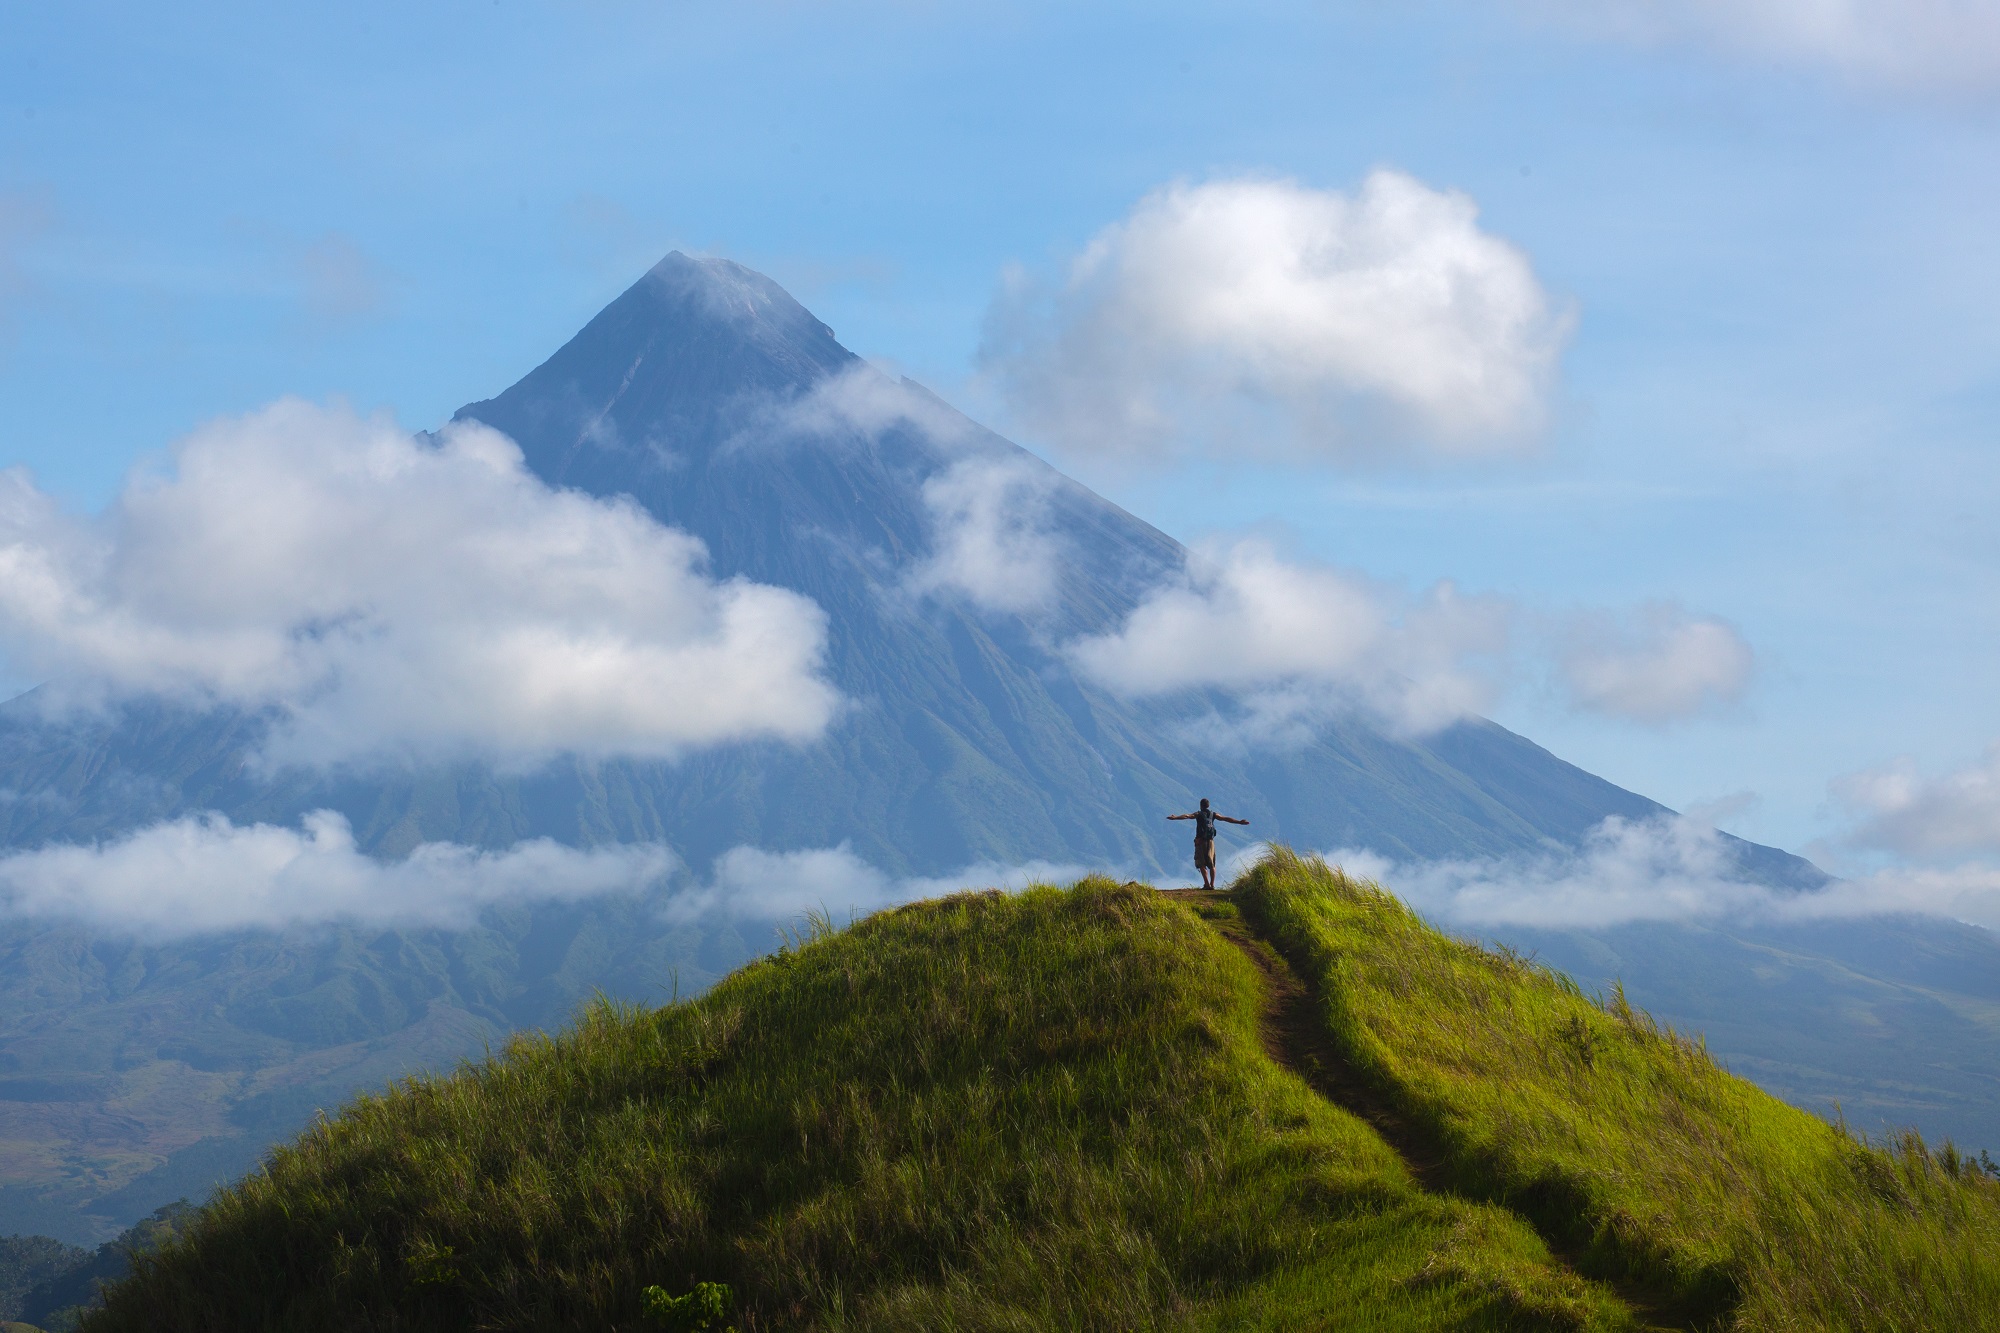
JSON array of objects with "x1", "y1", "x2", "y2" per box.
[
  {"x1": 1221, "y1": 814, "x2": 1250, "y2": 825},
  {"x1": 1166, "y1": 813, "x2": 1194, "y2": 821}
]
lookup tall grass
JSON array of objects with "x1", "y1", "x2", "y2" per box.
[
  {"x1": 1238, "y1": 847, "x2": 2000, "y2": 1331},
  {"x1": 82, "y1": 879, "x2": 1634, "y2": 1331}
]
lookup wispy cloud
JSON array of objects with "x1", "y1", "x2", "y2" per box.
[
  {"x1": 1526, "y1": 0, "x2": 2000, "y2": 93},
  {"x1": 980, "y1": 171, "x2": 1570, "y2": 467},
  {"x1": 0, "y1": 811, "x2": 676, "y2": 937},
  {"x1": 294, "y1": 233, "x2": 393, "y2": 327},
  {"x1": 1322, "y1": 812, "x2": 2000, "y2": 933},
  {"x1": 908, "y1": 457, "x2": 1063, "y2": 615},
  {"x1": 1834, "y1": 742, "x2": 2000, "y2": 857},
  {"x1": 0, "y1": 399, "x2": 840, "y2": 768},
  {"x1": 0, "y1": 191, "x2": 53, "y2": 341},
  {"x1": 749, "y1": 359, "x2": 984, "y2": 455}
]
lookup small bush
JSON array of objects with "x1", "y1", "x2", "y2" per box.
[{"x1": 641, "y1": 1280, "x2": 735, "y2": 1331}]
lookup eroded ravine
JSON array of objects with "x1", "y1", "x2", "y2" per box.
[{"x1": 1155, "y1": 886, "x2": 1705, "y2": 1333}]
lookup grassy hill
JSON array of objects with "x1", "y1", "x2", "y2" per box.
[{"x1": 67, "y1": 854, "x2": 2000, "y2": 1331}]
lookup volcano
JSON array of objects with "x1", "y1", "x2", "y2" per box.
[{"x1": 0, "y1": 253, "x2": 1823, "y2": 881}]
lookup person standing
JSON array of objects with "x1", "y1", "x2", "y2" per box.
[{"x1": 1167, "y1": 798, "x2": 1249, "y2": 890}]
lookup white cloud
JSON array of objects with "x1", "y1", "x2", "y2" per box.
[
  {"x1": 0, "y1": 818, "x2": 1093, "y2": 940},
  {"x1": 0, "y1": 810, "x2": 675, "y2": 936},
  {"x1": 1834, "y1": 743, "x2": 2000, "y2": 857},
  {"x1": 980, "y1": 172, "x2": 1569, "y2": 466},
  {"x1": 1528, "y1": 0, "x2": 2000, "y2": 92},
  {"x1": 670, "y1": 843, "x2": 1090, "y2": 923},
  {"x1": 1066, "y1": 539, "x2": 1512, "y2": 735},
  {"x1": 0, "y1": 398, "x2": 839, "y2": 767},
  {"x1": 1809, "y1": 862, "x2": 2000, "y2": 930},
  {"x1": 749, "y1": 362, "x2": 1067, "y2": 618},
  {"x1": 1066, "y1": 544, "x2": 1759, "y2": 739},
  {"x1": 702, "y1": 843, "x2": 895, "y2": 921},
  {"x1": 908, "y1": 458, "x2": 1061, "y2": 614},
  {"x1": 1325, "y1": 813, "x2": 2000, "y2": 933},
  {"x1": 1339, "y1": 814, "x2": 1776, "y2": 929},
  {"x1": 1557, "y1": 602, "x2": 1754, "y2": 723},
  {"x1": 897, "y1": 857, "x2": 1093, "y2": 899},
  {"x1": 749, "y1": 359, "x2": 982, "y2": 454}
]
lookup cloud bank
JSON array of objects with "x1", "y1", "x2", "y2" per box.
[
  {"x1": 1327, "y1": 813, "x2": 2000, "y2": 934},
  {"x1": 0, "y1": 399, "x2": 839, "y2": 767},
  {"x1": 672, "y1": 842, "x2": 1089, "y2": 923},
  {"x1": 1530, "y1": 0, "x2": 2000, "y2": 93},
  {"x1": 0, "y1": 811, "x2": 676, "y2": 936},
  {"x1": 981, "y1": 172, "x2": 1569, "y2": 466},
  {"x1": 0, "y1": 814, "x2": 1089, "y2": 939}
]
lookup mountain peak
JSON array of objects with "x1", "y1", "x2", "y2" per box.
[
  {"x1": 639, "y1": 250, "x2": 839, "y2": 348},
  {"x1": 452, "y1": 253, "x2": 854, "y2": 486}
]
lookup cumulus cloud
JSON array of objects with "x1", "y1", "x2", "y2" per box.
[
  {"x1": 669, "y1": 843, "x2": 1089, "y2": 923},
  {"x1": 1528, "y1": 0, "x2": 2000, "y2": 92},
  {"x1": 908, "y1": 458, "x2": 1061, "y2": 614},
  {"x1": 1327, "y1": 813, "x2": 2000, "y2": 932},
  {"x1": 1557, "y1": 602, "x2": 1754, "y2": 723},
  {"x1": 1067, "y1": 539, "x2": 1512, "y2": 735},
  {"x1": 1834, "y1": 743, "x2": 2000, "y2": 857},
  {"x1": 0, "y1": 398, "x2": 839, "y2": 767},
  {"x1": 0, "y1": 810, "x2": 675, "y2": 936},
  {"x1": 981, "y1": 172, "x2": 1569, "y2": 466}
]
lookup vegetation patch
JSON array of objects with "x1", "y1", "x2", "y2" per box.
[
  {"x1": 75, "y1": 878, "x2": 1631, "y2": 1331},
  {"x1": 1237, "y1": 847, "x2": 2000, "y2": 1330}
]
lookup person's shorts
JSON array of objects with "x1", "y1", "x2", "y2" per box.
[{"x1": 1194, "y1": 840, "x2": 1216, "y2": 871}]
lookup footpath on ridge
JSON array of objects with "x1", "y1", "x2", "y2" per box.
[{"x1": 1152, "y1": 885, "x2": 1700, "y2": 1333}]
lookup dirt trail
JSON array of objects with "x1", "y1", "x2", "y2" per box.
[{"x1": 1155, "y1": 886, "x2": 1702, "y2": 1333}]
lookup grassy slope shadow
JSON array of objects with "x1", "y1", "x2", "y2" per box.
[{"x1": 81, "y1": 879, "x2": 1637, "y2": 1332}]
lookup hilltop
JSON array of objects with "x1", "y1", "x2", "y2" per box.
[{"x1": 71, "y1": 854, "x2": 2000, "y2": 1331}]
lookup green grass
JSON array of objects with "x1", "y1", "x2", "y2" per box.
[
  {"x1": 80, "y1": 879, "x2": 1629, "y2": 1331},
  {"x1": 73, "y1": 854, "x2": 2000, "y2": 1331},
  {"x1": 1237, "y1": 848, "x2": 2000, "y2": 1331}
]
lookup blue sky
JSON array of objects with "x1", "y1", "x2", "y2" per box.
[{"x1": 3, "y1": 0, "x2": 1999, "y2": 867}]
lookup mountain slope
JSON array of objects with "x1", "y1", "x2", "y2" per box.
[
  {"x1": 76, "y1": 864, "x2": 2000, "y2": 1332},
  {"x1": 0, "y1": 253, "x2": 1825, "y2": 881}
]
